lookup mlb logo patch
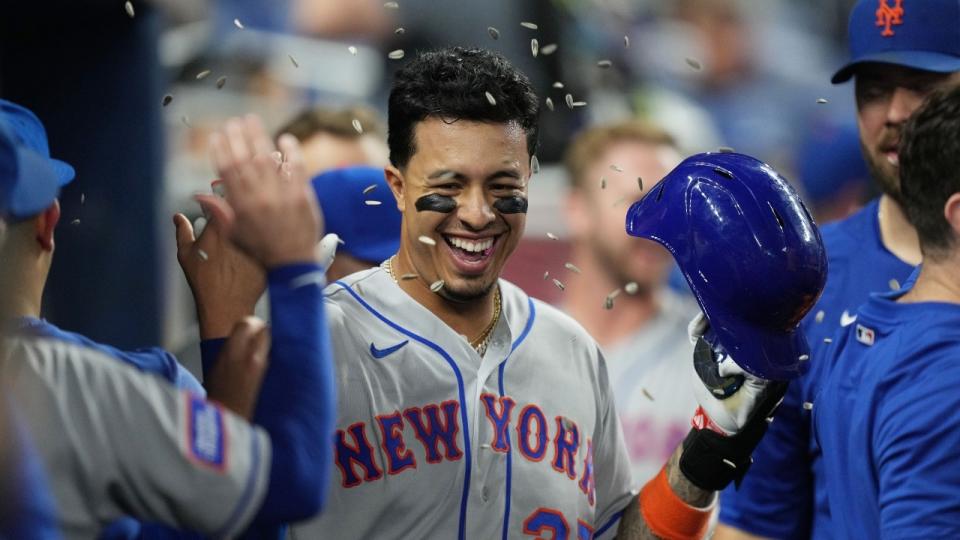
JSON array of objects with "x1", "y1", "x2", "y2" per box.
[
  {"x1": 186, "y1": 394, "x2": 227, "y2": 471},
  {"x1": 856, "y1": 324, "x2": 876, "y2": 346}
]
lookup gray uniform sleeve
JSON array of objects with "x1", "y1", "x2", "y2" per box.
[
  {"x1": 4, "y1": 337, "x2": 272, "y2": 539},
  {"x1": 591, "y1": 347, "x2": 638, "y2": 539}
]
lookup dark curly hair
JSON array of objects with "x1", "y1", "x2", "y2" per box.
[
  {"x1": 387, "y1": 47, "x2": 540, "y2": 169},
  {"x1": 900, "y1": 84, "x2": 960, "y2": 261}
]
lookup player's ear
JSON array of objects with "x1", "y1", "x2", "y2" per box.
[
  {"x1": 943, "y1": 191, "x2": 960, "y2": 241},
  {"x1": 34, "y1": 199, "x2": 60, "y2": 252},
  {"x1": 385, "y1": 166, "x2": 406, "y2": 213}
]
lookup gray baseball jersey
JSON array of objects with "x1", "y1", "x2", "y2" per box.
[
  {"x1": 291, "y1": 268, "x2": 634, "y2": 540},
  {"x1": 1, "y1": 336, "x2": 272, "y2": 539}
]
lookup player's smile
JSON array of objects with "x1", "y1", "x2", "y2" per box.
[{"x1": 440, "y1": 233, "x2": 501, "y2": 275}]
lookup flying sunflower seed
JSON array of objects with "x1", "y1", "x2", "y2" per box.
[
  {"x1": 712, "y1": 388, "x2": 726, "y2": 396},
  {"x1": 722, "y1": 459, "x2": 737, "y2": 469},
  {"x1": 124, "y1": 1, "x2": 135, "y2": 18},
  {"x1": 564, "y1": 262, "x2": 581, "y2": 274},
  {"x1": 216, "y1": 76, "x2": 227, "y2": 89},
  {"x1": 601, "y1": 177, "x2": 607, "y2": 189},
  {"x1": 487, "y1": 27, "x2": 500, "y2": 40},
  {"x1": 816, "y1": 98, "x2": 829, "y2": 104},
  {"x1": 352, "y1": 118, "x2": 363, "y2": 134},
  {"x1": 540, "y1": 43, "x2": 557, "y2": 55},
  {"x1": 395, "y1": 27, "x2": 405, "y2": 35},
  {"x1": 384, "y1": 1, "x2": 399, "y2": 7},
  {"x1": 765, "y1": 417, "x2": 774, "y2": 424},
  {"x1": 196, "y1": 69, "x2": 211, "y2": 80},
  {"x1": 571, "y1": 101, "x2": 587, "y2": 108},
  {"x1": 824, "y1": 338, "x2": 833, "y2": 344},
  {"x1": 198, "y1": 249, "x2": 209, "y2": 261},
  {"x1": 161, "y1": 94, "x2": 173, "y2": 107},
  {"x1": 608, "y1": 288, "x2": 622, "y2": 299},
  {"x1": 552, "y1": 81, "x2": 564, "y2": 89},
  {"x1": 438, "y1": 170, "x2": 457, "y2": 180},
  {"x1": 802, "y1": 402, "x2": 814, "y2": 411},
  {"x1": 552, "y1": 278, "x2": 565, "y2": 291},
  {"x1": 418, "y1": 235, "x2": 436, "y2": 246},
  {"x1": 624, "y1": 35, "x2": 630, "y2": 48},
  {"x1": 70, "y1": 218, "x2": 81, "y2": 226},
  {"x1": 718, "y1": 146, "x2": 735, "y2": 153},
  {"x1": 546, "y1": 232, "x2": 559, "y2": 240},
  {"x1": 610, "y1": 164, "x2": 623, "y2": 172},
  {"x1": 889, "y1": 278, "x2": 900, "y2": 290},
  {"x1": 401, "y1": 273, "x2": 418, "y2": 280},
  {"x1": 485, "y1": 91, "x2": 497, "y2": 106},
  {"x1": 815, "y1": 310, "x2": 825, "y2": 323},
  {"x1": 289, "y1": 54, "x2": 299, "y2": 68},
  {"x1": 430, "y1": 280, "x2": 445, "y2": 292},
  {"x1": 181, "y1": 115, "x2": 191, "y2": 127},
  {"x1": 641, "y1": 387, "x2": 654, "y2": 401},
  {"x1": 565, "y1": 93, "x2": 574, "y2": 109},
  {"x1": 233, "y1": 18, "x2": 244, "y2": 29},
  {"x1": 597, "y1": 59, "x2": 612, "y2": 69},
  {"x1": 624, "y1": 282, "x2": 639, "y2": 295},
  {"x1": 637, "y1": 177, "x2": 643, "y2": 191},
  {"x1": 685, "y1": 57, "x2": 702, "y2": 70},
  {"x1": 545, "y1": 97, "x2": 554, "y2": 111},
  {"x1": 348, "y1": 45, "x2": 358, "y2": 55},
  {"x1": 604, "y1": 297, "x2": 614, "y2": 310},
  {"x1": 388, "y1": 49, "x2": 405, "y2": 60},
  {"x1": 362, "y1": 184, "x2": 377, "y2": 194},
  {"x1": 365, "y1": 200, "x2": 382, "y2": 206},
  {"x1": 543, "y1": 271, "x2": 550, "y2": 280},
  {"x1": 613, "y1": 196, "x2": 627, "y2": 207},
  {"x1": 530, "y1": 154, "x2": 540, "y2": 174},
  {"x1": 799, "y1": 354, "x2": 810, "y2": 361},
  {"x1": 531, "y1": 39, "x2": 539, "y2": 57},
  {"x1": 520, "y1": 21, "x2": 538, "y2": 30},
  {"x1": 80, "y1": 193, "x2": 85, "y2": 205}
]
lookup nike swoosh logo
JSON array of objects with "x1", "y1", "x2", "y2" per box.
[
  {"x1": 840, "y1": 310, "x2": 857, "y2": 327},
  {"x1": 370, "y1": 340, "x2": 409, "y2": 359}
]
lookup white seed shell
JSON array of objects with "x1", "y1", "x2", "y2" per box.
[
  {"x1": 352, "y1": 118, "x2": 363, "y2": 134},
  {"x1": 485, "y1": 91, "x2": 497, "y2": 106},
  {"x1": 430, "y1": 280, "x2": 445, "y2": 292},
  {"x1": 388, "y1": 49, "x2": 405, "y2": 60},
  {"x1": 418, "y1": 235, "x2": 437, "y2": 246}
]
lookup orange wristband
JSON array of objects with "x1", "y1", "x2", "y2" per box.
[{"x1": 639, "y1": 466, "x2": 712, "y2": 540}]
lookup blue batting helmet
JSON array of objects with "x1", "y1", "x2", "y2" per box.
[{"x1": 626, "y1": 152, "x2": 827, "y2": 380}]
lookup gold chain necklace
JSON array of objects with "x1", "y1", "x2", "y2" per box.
[{"x1": 384, "y1": 256, "x2": 501, "y2": 356}]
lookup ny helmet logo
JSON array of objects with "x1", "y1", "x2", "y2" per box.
[{"x1": 875, "y1": 0, "x2": 904, "y2": 37}]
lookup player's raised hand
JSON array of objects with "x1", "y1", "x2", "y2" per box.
[
  {"x1": 200, "y1": 115, "x2": 323, "y2": 269},
  {"x1": 206, "y1": 316, "x2": 271, "y2": 420},
  {"x1": 173, "y1": 208, "x2": 266, "y2": 339}
]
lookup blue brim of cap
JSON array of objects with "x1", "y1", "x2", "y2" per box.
[
  {"x1": 711, "y1": 315, "x2": 811, "y2": 381},
  {"x1": 50, "y1": 158, "x2": 75, "y2": 186},
  {"x1": 832, "y1": 50, "x2": 960, "y2": 83}
]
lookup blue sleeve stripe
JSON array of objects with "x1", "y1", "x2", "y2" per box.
[
  {"x1": 333, "y1": 281, "x2": 472, "y2": 540},
  {"x1": 594, "y1": 508, "x2": 624, "y2": 538},
  {"x1": 499, "y1": 297, "x2": 536, "y2": 540},
  {"x1": 214, "y1": 428, "x2": 264, "y2": 538}
]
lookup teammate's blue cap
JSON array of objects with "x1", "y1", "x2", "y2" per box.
[
  {"x1": 311, "y1": 166, "x2": 401, "y2": 264},
  {"x1": 625, "y1": 152, "x2": 827, "y2": 381},
  {"x1": 832, "y1": 0, "x2": 960, "y2": 83},
  {"x1": 0, "y1": 121, "x2": 63, "y2": 220},
  {"x1": 0, "y1": 99, "x2": 75, "y2": 219}
]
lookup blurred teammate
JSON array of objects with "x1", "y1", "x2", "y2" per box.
[
  {"x1": 311, "y1": 166, "x2": 401, "y2": 281},
  {"x1": 718, "y1": 1, "x2": 960, "y2": 538},
  {"x1": 814, "y1": 82, "x2": 960, "y2": 539},
  {"x1": 561, "y1": 121, "x2": 698, "y2": 484},
  {"x1": 196, "y1": 47, "x2": 815, "y2": 539},
  {"x1": 2, "y1": 114, "x2": 336, "y2": 538},
  {"x1": 0, "y1": 99, "x2": 203, "y2": 396},
  {"x1": 277, "y1": 104, "x2": 389, "y2": 174}
]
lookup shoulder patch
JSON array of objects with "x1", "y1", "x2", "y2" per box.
[{"x1": 186, "y1": 394, "x2": 228, "y2": 471}]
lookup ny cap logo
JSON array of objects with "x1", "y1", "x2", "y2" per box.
[{"x1": 875, "y1": 0, "x2": 904, "y2": 37}]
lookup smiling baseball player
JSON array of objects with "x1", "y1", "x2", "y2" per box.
[{"x1": 191, "y1": 47, "x2": 825, "y2": 540}]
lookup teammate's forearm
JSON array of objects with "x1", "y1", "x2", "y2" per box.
[
  {"x1": 250, "y1": 263, "x2": 336, "y2": 525},
  {"x1": 617, "y1": 447, "x2": 714, "y2": 539}
]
